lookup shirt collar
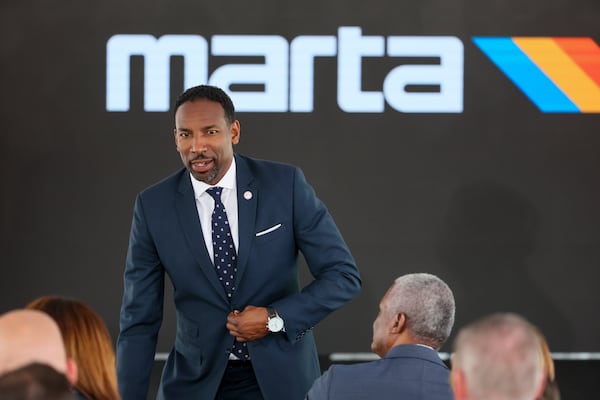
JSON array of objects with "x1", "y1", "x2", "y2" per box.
[
  {"x1": 415, "y1": 343, "x2": 435, "y2": 351},
  {"x1": 190, "y1": 157, "x2": 237, "y2": 199}
]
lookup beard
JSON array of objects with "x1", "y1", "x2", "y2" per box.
[{"x1": 189, "y1": 163, "x2": 219, "y2": 184}]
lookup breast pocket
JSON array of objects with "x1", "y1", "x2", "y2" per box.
[{"x1": 254, "y1": 223, "x2": 287, "y2": 244}]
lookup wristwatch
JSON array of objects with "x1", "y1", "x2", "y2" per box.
[{"x1": 266, "y1": 306, "x2": 284, "y2": 333}]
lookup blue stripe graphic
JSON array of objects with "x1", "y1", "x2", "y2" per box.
[{"x1": 472, "y1": 37, "x2": 580, "y2": 113}]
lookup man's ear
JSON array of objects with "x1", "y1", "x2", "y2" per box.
[
  {"x1": 450, "y1": 368, "x2": 468, "y2": 400},
  {"x1": 65, "y1": 357, "x2": 78, "y2": 386},
  {"x1": 533, "y1": 371, "x2": 548, "y2": 400},
  {"x1": 391, "y1": 312, "x2": 407, "y2": 333},
  {"x1": 231, "y1": 120, "x2": 241, "y2": 145}
]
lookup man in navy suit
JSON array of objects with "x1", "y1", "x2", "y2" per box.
[
  {"x1": 306, "y1": 273, "x2": 455, "y2": 400},
  {"x1": 116, "y1": 85, "x2": 361, "y2": 400}
]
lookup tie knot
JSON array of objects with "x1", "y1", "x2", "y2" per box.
[{"x1": 206, "y1": 187, "x2": 223, "y2": 202}]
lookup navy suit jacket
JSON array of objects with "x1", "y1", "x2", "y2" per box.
[
  {"x1": 117, "y1": 154, "x2": 361, "y2": 400},
  {"x1": 306, "y1": 345, "x2": 453, "y2": 400}
]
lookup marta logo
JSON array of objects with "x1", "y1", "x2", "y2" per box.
[
  {"x1": 106, "y1": 27, "x2": 463, "y2": 114},
  {"x1": 105, "y1": 29, "x2": 600, "y2": 114}
]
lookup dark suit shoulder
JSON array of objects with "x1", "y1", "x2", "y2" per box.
[
  {"x1": 325, "y1": 346, "x2": 451, "y2": 384},
  {"x1": 319, "y1": 356, "x2": 452, "y2": 400},
  {"x1": 234, "y1": 154, "x2": 308, "y2": 194},
  {"x1": 236, "y1": 153, "x2": 299, "y2": 177}
]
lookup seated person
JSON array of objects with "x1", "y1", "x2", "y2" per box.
[
  {"x1": 27, "y1": 296, "x2": 120, "y2": 400},
  {"x1": 451, "y1": 312, "x2": 546, "y2": 400},
  {"x1": 306, "y1": 273, "x2": 455, "y2": 400},
  {"x1": 0, "y1": 362, "x2": 76, "y2": 400},
  {"x1": 0, "y1": 309, "x2": 78, "y2": 386}
]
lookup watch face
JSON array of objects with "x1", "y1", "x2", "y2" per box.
[{"x1": 268, "y1": 317, "x2": 284, "y2": 332}]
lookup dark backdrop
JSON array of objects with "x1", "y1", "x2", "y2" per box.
[{"x1": 1, "y1": 0, "x2": 599, "y2": 362}]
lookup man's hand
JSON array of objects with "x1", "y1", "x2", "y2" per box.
[{"x1": 226, "y1": 305, "x2": 269, "y2": 342}]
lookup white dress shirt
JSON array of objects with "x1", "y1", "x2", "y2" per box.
[{"x1": 189, "y1": 158, "x2": 239, "y2": 262}]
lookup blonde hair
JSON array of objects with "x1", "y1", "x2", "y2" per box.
[
  {"x1": 26, "y1": 296, "x2": 120, "y2": 400},
  {"x1": 536, "y1": 330, "x2": 561, "y2": 400},
  {"x1": 537, "y1": 330, "x2": 554, "y2": 381}
]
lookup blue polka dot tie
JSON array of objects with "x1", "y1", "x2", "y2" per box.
[{"x1": 206, "y1": 187, "x2": 249, "y2": 360}]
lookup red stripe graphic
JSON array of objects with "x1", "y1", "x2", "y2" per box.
[{"x1": 553, "y1": 37, "x2": 600, "y2": 87}]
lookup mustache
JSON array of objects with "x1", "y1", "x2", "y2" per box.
[{"x1": 190, "y1": 153, "x2": 211, "y2": 161}]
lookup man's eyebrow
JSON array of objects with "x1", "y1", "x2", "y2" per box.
[{"x1": 176, "y1": 125, "x2": 218, "y2": 131}]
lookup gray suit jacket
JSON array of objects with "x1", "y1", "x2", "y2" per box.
[
  {"x1": 116, "y1": 154, "x2": 361, "y2": 400},
  {"x1": 306, "y1": 344, "x2": 453, "y2": 400}
]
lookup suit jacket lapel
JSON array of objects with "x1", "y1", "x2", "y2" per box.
[
  {"x1": 175, "y1": 171, "x2": 228, "y2": 303},
  {"x1": 234, "y1": 154, "x2": 257, "y2": 291}
]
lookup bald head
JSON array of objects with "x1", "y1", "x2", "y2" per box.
[
  {"x1": 451, "y1": 313, "x2": 545, "y2": 400},
  {"x1": 0, "y1": 310, "x2": 69, "y2": 378}
]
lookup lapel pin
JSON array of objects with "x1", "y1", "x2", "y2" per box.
[{"x1": 243, "y1": 191, "x2": 253, "y2": 200}]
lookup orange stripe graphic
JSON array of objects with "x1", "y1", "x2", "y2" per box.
[
  {"x1": 514, "y1": 37, "x2": 600, "y2": 112},
  {"x1": 552, "y1": 37, "x2": 600, "y2": 88}
]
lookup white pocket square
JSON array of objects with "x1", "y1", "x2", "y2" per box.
[{"x1": 256, "y1": 223, "x2": 282, "y2": 237}]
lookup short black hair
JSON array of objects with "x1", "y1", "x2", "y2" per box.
[
  {"x1": 0, "y1": 363, "x2": 75, "y2": 400},
  {"x1": 174, "y1": 85, "x2": 236, "y2": 124}
]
